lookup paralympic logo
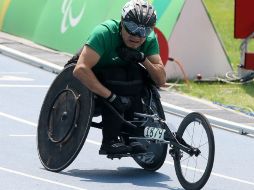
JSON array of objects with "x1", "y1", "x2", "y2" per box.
[{"x1": 61, "y1": 0, "x2": 86, "y2": 33}]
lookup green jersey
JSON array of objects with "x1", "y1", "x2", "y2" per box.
[{"x1": 85, "y1": 19, "x2": 159, "y2": 70}]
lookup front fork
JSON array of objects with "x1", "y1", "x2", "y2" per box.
[{"x1": 168, "y1": 133, "x2": 201, "y2": 160}]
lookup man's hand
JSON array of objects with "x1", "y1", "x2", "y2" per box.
[
  {"x1": 106, "y1": 93, "x2": 131, "y2": 113},
  {"x1": 116, "y1": 46, "x2": 146, "y2": 63}
]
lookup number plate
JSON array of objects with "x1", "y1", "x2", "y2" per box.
[{"x1": 144, "y1": 127, "x2": 166, "y2": 141}]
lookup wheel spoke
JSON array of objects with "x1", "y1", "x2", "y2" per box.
[
  {"x1": 191, "y1": 122, "x2": 195, "y2": 147},
  {"x1": 200, "y1": 153, "x2": 208, "y2": 161},
  {"x1": 185, "y1": 127, "x2": 192, "y2": 139},
  {"x1": 198, "y1": 141, "x2": 208, "y2": 149},
  {"x1": 184, "y1": 155, "x2": 190, "y2": 177},
  {"x1": 184, "y1": 123, "x2": 197, "y2": 148},
  {"x1": 193, "y1": 157, "x2": 198, "y2": 182},
  {"x1": 198, "y1": 127, "x2": 205, "y2": 147},
  {"x1": 180, "y1": 154, "x2": 192, "y2": 163}
]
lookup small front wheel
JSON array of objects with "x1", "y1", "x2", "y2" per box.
[{"x1": 174, "y1": 112, "x2": 215, "y2": 190}]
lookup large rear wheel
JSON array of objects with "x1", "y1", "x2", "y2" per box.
[{"x1": 37, "y1": 64, "x2": 94, "y2": 172}]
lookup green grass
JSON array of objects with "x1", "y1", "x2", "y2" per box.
[
  {"x1": 178, "y1": 81, "x2": 254, "y2": 112},
  {"x1": 203, "y1": 0, "x2": 254, "y2": 67},
  {"x1": 173, "y1": 0, "x2": 254, "y2": 113}
]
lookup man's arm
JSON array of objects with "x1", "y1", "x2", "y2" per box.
[
  {"x1": 142, "y1": 54, "x2": 166, "y2": 86},
  {"x1": 116, "y1": 47, "x2": 166, "y2": 86},
  {"x1": 73, "y1": 45, "x2": 111, "y2": 98}
]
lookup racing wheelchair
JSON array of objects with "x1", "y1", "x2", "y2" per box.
[{"x1": 37, "y1": 64, "x2": 215, "y2": 190}]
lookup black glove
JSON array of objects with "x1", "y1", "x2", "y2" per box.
[
  {"x1": 116, "y1": 46, "x2": 146, "y2": 63},
  {"x1": 106, "y1": 93, "x2": 131, "y2": 113}
]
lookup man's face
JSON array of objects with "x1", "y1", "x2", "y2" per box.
[{"x1": 121, "y1": 22, "x2": 146, "y2": 49}]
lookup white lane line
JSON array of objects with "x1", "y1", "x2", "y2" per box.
[
  {"x1": 9, "y1": 134, "x2": 36, "y2": 137},
  {"x1": 0, "y1": 166, "x2": 87, "y2": 190},
  {"x1": 164, "y1": 161, "x2": 254, "y2": 186},
  {"x1": 0, "y1": 84, "x2": 49, "y2": 88},
  {"x1": 1, "y1": 111, "x2": 254, "y2": 186},
  {"x1": 0, "y1": 75, "x2": 34, "y2": 81},
  {"x1": 8, "y1": 135, "x2": 102, "y2": 146},
  {"x1": 211, "y1": 172, "x2": 254, "y2": 186},
  {"x1": 0, "y1": 112, "x2": 37, "y2": 127},
  {"x1": 0, "y1": 72, "x2": 28, "y2": 74}
]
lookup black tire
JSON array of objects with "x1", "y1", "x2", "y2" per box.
[
  {"x1": 174, "y1": 112, "x2": 215, "y2": 190},
  {"x1": 133, "y1": 86, "x2": 168, "y2": 171},
  {"x1": 37, "y1": 64, "x2": 94, "y2": 172}
]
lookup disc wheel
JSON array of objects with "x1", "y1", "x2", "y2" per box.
[
  {"x1": 133, "y1": 86, "x2": 168, "y2": 171},
  {"x1": 47, "y1": 89, "x2": 79, "y2": 144},
  {"x1": 37, "y1": 64, "x2": 94, "y2": 172},
  {"x1": 174, "y1": 112, "x2": 215, "y2": 190}
]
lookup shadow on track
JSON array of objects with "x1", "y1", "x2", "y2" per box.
[{"x1": 61, "y1": 167, "x2": 183, "y2": 190}]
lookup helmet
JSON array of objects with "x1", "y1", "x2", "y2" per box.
[
  {"x1": 121, "y1": 0, "x2": 156, "y2": 37},
  {"x1": 122, "y1": 0, "x2": 157, "y2": 27}
]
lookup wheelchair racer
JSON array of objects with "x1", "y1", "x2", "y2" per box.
[{"x1": 73, "y1": 0, "x2": 166, "y2": 154}]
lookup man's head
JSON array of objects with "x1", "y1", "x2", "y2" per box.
[{"x1": 121, "y1": 0, "x2": 157, "y2": 49}]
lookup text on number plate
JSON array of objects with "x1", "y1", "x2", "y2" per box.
[{"x1": 144, "y1": 127, "x2": 166, "y2": 140}]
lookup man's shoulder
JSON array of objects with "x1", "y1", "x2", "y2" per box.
[
  {"x1": 147, "y1": 31, "x2": 157, "y2": 41},
  {"x1": 90, "y1": 19, "x2": 119, "y2": 36},
  {"x1": 100, "y1": 19, "x2": 120, "y2": 32},
  {"x1": 101, "y1": 19, "x2": 120, "y2": 25}
]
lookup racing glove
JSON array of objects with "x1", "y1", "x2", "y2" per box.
[
  {"x1": 116, "y1": 46, "x2": 146, "y2": 64},
  {"x1": 106, "y1": 93, "x2": 131, "y2": 113}
]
